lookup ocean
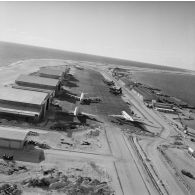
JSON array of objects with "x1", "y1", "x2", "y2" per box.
[
  {"x1": 132, "y1": 71, "x2": 195, "y2": 107},
  {"x1": 0, "y1": 41, "x2": 194, "y2": 107},
  {"x1": 0, "y1": 41, "x2": 187, "y2": 71},
  {"x1": 132, "y1": 71, "x2": 195, "y2": 130}
]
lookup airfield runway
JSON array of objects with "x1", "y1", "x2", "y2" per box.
[
  {"x1": 65, "y1": 68, "x2": 153, "y2": 194},
  {"x1": 68, "y1": 68, "x2": 131, "y2": 117}
]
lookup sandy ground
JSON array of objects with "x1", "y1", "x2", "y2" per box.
[
  {"x1": 102, "y1": 68, "x2": 195, "y2": 195},
  {"x1": 0, "y1": 158, "x2": 116, "y2": 195},
  {"x1": 27, "y1": 125, "x2": 110, "y2": 155},
  {"x1": 0, "y1": 58, "x2": 194, "y2": 194},
  {"x1": 163, "y1": 147, "x2": 195, "y2": 192},
  {"x1": 0, "y1": 59, "x2": 152, "y2": 195},
  {"x1": 0, "y1": 59, "x2": 122, "y2": 194}
]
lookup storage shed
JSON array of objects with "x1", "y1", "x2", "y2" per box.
[
  {"x1": 0, "y1": 87, "x2": 50, "y2": 122},
  {"x1": 132, "y1": 86, "x2": 158, "y2": 103},
  {"x1": 15, "y1": 74, "x2": 61, "y2": 96},
  {"x1": 0, "y1": 127, "x2": 29, "y2": 149},
  {"x1": 39, "y1": 67, "x2": 65, "y2": 80}
]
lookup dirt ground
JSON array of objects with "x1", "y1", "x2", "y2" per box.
[
  {"x1": 27, "y1": 125, "x2": 110, "y2": 155},
  {"x1": 0, "y1": 59, "x2": 135, "y2": 194},
  {"x1": 161, "y1": 147, "x2": 195, "y2": 193},
  {"x1": 2, "y1": 59, "x2": 192, "y2": 194},
  {"x1": 0, "y1": 158, "x2": 116, "y2": 195}
]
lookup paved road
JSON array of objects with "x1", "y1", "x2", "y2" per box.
[
  {"x1": 44, "y1": 148, "x2": 115, "y2": 163},
  {"x1": 69, "y1": 68, "x2": 153, "y2": 195},
  {"x1": 105, "y1": 123, "x2": 151, "y2": 195},
  {"x1": 103, "y1": 69, "x2": 189, "y2": 195}
]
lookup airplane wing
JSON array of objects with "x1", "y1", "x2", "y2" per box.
[
  {"x1": 109, "y1": 114, "x2": 124, "y2": 119},
  {"x1": 133, "y1": 118, "x2": 158, "y2": 128},
  {"x1": 132, "y1": 116, "x2": 154, "y2": 124},
  {"x1": 67, "y1": 93, "x2": 80, "y2": 100},
  {"x1": 80, "y1": 112, "x2": 96, "y2": 118}
]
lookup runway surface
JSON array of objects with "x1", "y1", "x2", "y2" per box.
[{"x1": 65, "y1": 68, "x2": 152, "y2": 195}]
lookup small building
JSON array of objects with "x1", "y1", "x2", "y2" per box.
[
  {"x1": 154, "y1": 107, "x2": 177, "y2": 114},
  {"x1": 132, "y1": 86, "x2": 158, "y2": 103},
  {"x1": 0, "y1": 127, "x2": 29, "y2": 149},
  {"x1": 0, "y1": 87, "x2": 50, "y2": 122},
  {"x1": 153, "y1": 102, "x2": 173, "y2": 109},
  {"x1": 15, "y1": 74, "x2": 61, "y2": 96},
  {"x1": 12, "y1": 84, "x2": 54, "y2": 98},
  {"x1": 39, "y1": 67, "x2": 65, "y2": 80}
]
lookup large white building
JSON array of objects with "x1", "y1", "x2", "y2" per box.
[
  {"x1": 0, "y1": 87, "x2": 51, "y2": 122},
  {"x1": 15, "y1": 74, "x2": 61, "y2": 96},
  {"x1": 39, "y1": 67, "x2": 65, "y2": 80}
]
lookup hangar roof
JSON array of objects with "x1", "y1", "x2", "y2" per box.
[
  {"x1": 16, "y1": 75, "x2": 59, "y2": 87},
  {"x1": 0, "y1": 87, "x2": 49, "y2": 105},
  {"x1": 39, "y1": 68, "x2": 64, "y2": 77},
  {"x1": 12, "y1": 84, "x2": 54, "y2": 95},
  {"x1": 0, "y1": 127, "x2": 29, "y2": 141},
  {"x1": 133, "y1": 86, "x2": 157, "y2": 101}
]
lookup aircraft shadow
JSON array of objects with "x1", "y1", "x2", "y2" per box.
[
  {"x1": 78, "y1": 115, "x2": 103, "y2": 124},
  {"x1": 63, "y1": 81, "x2": 78, "y2": 88},
  {"x1": 54, "y1": 111, "x2": 75, "y2": 122},
  {"x1": 56, "y1": 92, "x2": 77, "y2": 104},
  {"x1": 67, "y1": 75, "x2": 79, "y2": 82},
  {"x1": 111, "y1": 119, "x2": 151, "y2": 133}
]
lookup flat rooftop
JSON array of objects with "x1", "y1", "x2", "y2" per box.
[
  {"x1": 12, "y1": 84, "x2": 54, "y2": 95},
  {"x1": 39, "y1": 67, "x2": 64, "y2": 77},
  {"x1": 0, "y1": 102, "x2": 40, "y2": 117},
  {"x1": 0, "y1": 126, "x2": 29, "y2": 141},
  {"x1": 16, "y1": 74, "x2": 60, "y2": 87},
  {"x1": 134, "y1": 86, "x2": 157, "y2": 101},
  {"x1": 0, "y1": 87, "x2": 49, "y2": 105}
]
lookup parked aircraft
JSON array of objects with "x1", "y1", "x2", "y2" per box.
[
  {"x1": 71, "y1": 106, "x2": 95, "y2": 117},
  {"x1": 67, "y1": 92, "x2": 101, "y2": 104},
  {"x1": 103, "y1": 79, "x2": 115, "y2": 86},
  {"x1": 109, "y1": 111, "x2": 155, "y2": 127},
  {"x1": 67, "y1": 106, "x2": 100, "y2": 123},
  {"x1": 109, "y1": 87, "x2": 122, "y2": 95}
]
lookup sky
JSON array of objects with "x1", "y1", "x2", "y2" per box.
[{"x1": 0, "y1": 1, "x2": 195, "y2": 70}]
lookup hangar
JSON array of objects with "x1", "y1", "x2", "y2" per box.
[
  {"x1": 0, "y1": 127, "x2": 29, "y2": 149},
  {"x1": 132, "y1": 86, "x2": 158, "y2": 103},
  {"x1": 15, "y1": 74, "x2": 61, "y2": 96},
  {"x1": 39, "y1": 67, "x2": 65, "y2": 80},
  {"x1": 12, "y1": 84, "x2": 54, "y2": 98},
  {"x1": 0, "y1": 87, "x2": 50, "y2": 122}
]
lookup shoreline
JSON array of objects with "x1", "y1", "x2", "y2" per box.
[
  {"x1": 131, "y1": 70, "x2": 195, "y2": 107},
  {"x1": 130, "y1": 71, "x2": 195, "y2": 130}
]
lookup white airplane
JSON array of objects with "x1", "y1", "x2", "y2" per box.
[
  {"x1": 67, "y1": 91, "x2": 101, "y2": 104},
  {"x1": 109, "y1": 111, "x2": 154, "y2": 126},
  {"x1": 69, "y1": 106, "x2": 97, "y2": 119}
]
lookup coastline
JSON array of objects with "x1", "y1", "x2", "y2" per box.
[
  {"x1": 132, "y1": 70, "x2": 195, "y2": 107},
  {"x1": 131, "y1": 70, "x2": 195, "y2": 130}
]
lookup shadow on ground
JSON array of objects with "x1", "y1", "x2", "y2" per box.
[{"x1": 0, "y1": 147, "x2": 45, "y2": 163}]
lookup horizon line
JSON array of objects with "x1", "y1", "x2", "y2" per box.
[{"x1": 0, "y1": 40, "x2": 189, "y2": 72}]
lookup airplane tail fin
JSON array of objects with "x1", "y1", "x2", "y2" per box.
[
  {"x1": 79, "y1": 90, "x2": 88, "y2": 102},
  {"x1": 74, "y1": 106, "x2": 80, "y2": 116}
]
